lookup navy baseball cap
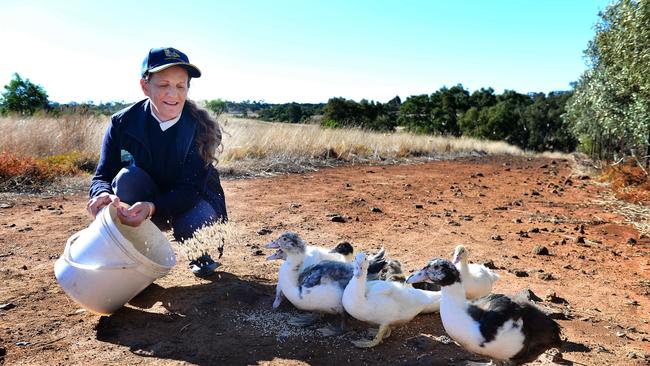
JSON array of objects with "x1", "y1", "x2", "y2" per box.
[{"x1": 141, "y1": 47, "x2": 201, "y2": 78}]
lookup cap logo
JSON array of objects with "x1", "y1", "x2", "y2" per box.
[{"x1": 164, "y1": 48, "x2": 181, "y2": 60}]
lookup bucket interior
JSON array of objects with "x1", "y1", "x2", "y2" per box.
[{"x1": 108, "y1": 206, "x2": 175, "y2": 268}]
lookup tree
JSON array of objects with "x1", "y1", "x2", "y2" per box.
[
  {"x1": 430, "y1": 84, "x2": 470, "y2": 136},
  {"x1": 565, "y1": 0, "x2": 650, "y2": 164},
  {"x1": 397, "y1": 94, "x2": 432, "y2": 133},
  {"x1": 287, "y1": 103, "x2": 303, "y2": 123},
  {"x1": 204, "y1": 99, "x2": 227, "y2": 116},
  {"x1": 323, "y1": 97, "x2": 363, "y2": 127},
  {"x1": 1, "y1": 73, "x2": 49, "y2": 115},
  {"x1": 523, "y1": 92, "x2": 577, "y2": 152},
  {"x1": 469, "y1": 87, "x2": 497, "y2": 109}
]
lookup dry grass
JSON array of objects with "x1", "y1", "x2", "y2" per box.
[
  {"x1": 600, "y1": 158, "x2": 650, "y2": 204},
  {"x1": 218, "y1": 117, "x2": 524, "y2": 176},
  {"x1": 596, "y1": 195, "x2": 650, "y2": 237},
  {"x1": 0, "y1": 114, "x2": 106, "y2": 157},
  {"x1": 0, "y1": 113, "x2": 525, "y2": 180}
]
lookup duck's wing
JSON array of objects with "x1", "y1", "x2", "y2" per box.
[
  {"x1": 299, "y1": 261, "x2": 353, "y2": 289},
  {"x1": 366, "y1": 280, "x2": 398, "y2": 296},
  {"x1": 467, "y1": 294, "x2": 523, "y2": 344},
  {"x1": 468, "y1": 264, "x2": 499, "y2": 279},
  {"x1": 510, "y1": 301, "x2": 562, "y2": 364}
]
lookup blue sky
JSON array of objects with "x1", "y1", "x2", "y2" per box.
[{"x1": 1, "y1": 0, "x2": 611, "y2": 104}]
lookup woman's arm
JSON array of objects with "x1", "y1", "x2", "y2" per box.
[
  {"x1": 87, "y1": 118, "x2": 124, "y2": 218},
  {"x1": 89, "y1": 118, "x2": 123, "y2": 198}
]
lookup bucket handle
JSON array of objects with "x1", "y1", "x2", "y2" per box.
[{"x1": 63, "y1": 231, "x2": 140, "y2": 271}]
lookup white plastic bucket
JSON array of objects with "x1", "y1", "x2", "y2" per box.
[{"x1": 54, "y1": 204, "x2": 176, "y2": 315}]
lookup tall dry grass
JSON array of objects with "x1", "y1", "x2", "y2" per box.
[
  {"x1": 218, "y1": 116, "x2": 523, "y2": 175},
  {"x1": 0, "y1": 113, "x2": 106, "y2": 157},
  {"x1": 0, "y1": 113, "x2": 525, "y2": 179}
]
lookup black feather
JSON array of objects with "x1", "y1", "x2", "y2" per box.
[
  {"x1": 467, "y1": 294, "x2": 562, "y2": 363},
  {"x1": 467, "y1": 294, "x2": 521, "y2": 345},
  {"x1": 367, "y1": 248, "x2": 387, "y2": 275},
  {"x1": 510, "y1": 299, "x2": 562, "y2": 364},
  {"x1": 298, "y1": 261, "x2": 353, "y2": 290},
  {"x1": 412, "y1": 282, "x2": 441, "y2": 291},
  {"x1": 331, "y1": 241, "x2": 354, "y2": 256}
]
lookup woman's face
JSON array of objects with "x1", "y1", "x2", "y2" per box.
[{"x1": 140, "y1": 66, "x2": 189, "y2": 121}]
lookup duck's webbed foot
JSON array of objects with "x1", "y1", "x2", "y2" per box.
[
  {"x1": 352, "y1": 324, "x2": 390, "y2": 348},
  {"x1": 189, "y1": 252, "x2": 220, "y2": 277},
  {"x1": 272, "y1": 286, "x2": 284, "y2": 309},
  {"x1": 316, "y1": 312, "x2": 348, "y2": 337},
  {"x1": 366, "y1": 326, "x2": 391, "y2": 339},
  {"x1": 464, "y1": 361, "x2": 512, "y2": 366},
  {"x1": 288, "y1": 312, "x2": 321, "y2": 327}
]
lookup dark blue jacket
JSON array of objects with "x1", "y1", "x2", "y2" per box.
[{"x1": 89, "y1": 99, "x2": 227, "y2": 221}]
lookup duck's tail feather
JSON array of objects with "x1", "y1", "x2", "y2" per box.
[{"x1": 367, "y1": 247, "x2": 387, "y2": 276}]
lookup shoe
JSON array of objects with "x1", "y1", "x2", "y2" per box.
[{"x1": 189, "y1": 253, "x2": 220, "y2": 278}]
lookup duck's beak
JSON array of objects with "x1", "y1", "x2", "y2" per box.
[
  {"x1": 266, "y1": 249, "x2": 284, "y2": 261},
  {"x1": 406, "y1": 269, "x2": 429, "y2": 284},
  {"x1": 265, "y1": 240, "x2": 280, "y2": 249},
  {"x1": 452, "y1": 253, "x2": 461, "y2": 265}
]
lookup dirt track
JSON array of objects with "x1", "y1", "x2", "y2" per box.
[{"x1": 1, "y1": 155, "x2": 649, "y2": 365}]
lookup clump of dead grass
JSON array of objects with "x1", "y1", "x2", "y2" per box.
[
  {"x1": 600, "y1": 158, "x2": 650, "y2": 205},
  {"x1": 0, "y1": 151, "x2": 96, "y2": 191},
  {"x1": 596, "y1": 195, "x2": 650, "y2": 237}
]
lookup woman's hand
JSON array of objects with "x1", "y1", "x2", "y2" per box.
[
  {"x1": 116, "y1": 202, "x2": 155, "y2": 227},
  {"x1": 87, "y1": 192, "x2": 120, "y2": 218}
]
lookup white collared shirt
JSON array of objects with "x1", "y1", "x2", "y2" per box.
[{"x1": 150, "y1": 109, "x2": 182, "y2": 131}]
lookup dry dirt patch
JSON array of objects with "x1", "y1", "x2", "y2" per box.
[{"x1": 1, "y1": 155, "x2": 649, "y2": 365}]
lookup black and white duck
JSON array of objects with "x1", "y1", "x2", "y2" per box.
[
  {"x1": 407, "y1": 258, "x2": 562, "y2": 365},
  {"x1": 266, "y1": 237, "x2": 363, "y2": 309}
]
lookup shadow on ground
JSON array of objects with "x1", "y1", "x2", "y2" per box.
[{"x1": 93, "y1": 272, "x2": 486, "y2": 365}]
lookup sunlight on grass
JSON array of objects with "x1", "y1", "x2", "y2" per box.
[
  {"x1": 219, "y1": 117, "x2": 523, "y2": 174},
  {"x1": 0, "y1": 113, "x2": 526, "y2": 181}
]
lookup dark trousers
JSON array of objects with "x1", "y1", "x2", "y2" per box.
[{"x1": 112, "y1": 166, "x2": 218, "y2": 242}]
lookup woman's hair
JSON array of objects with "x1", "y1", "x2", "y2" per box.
[
  {"x1": 143, "y1": 73, "x2": 222, "y2": 165},
  {"x1": 185, "y1": 99, "x2": 222, "y2": 166}
]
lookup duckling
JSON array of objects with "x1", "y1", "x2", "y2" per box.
[
  {"x1": 453, "y1": 244, "x2": 499, "y2": 299},
  {"x1": 266, "y1": 239, "x2": 361, "y2": 309},
  {"x1": 330, "y1": 241, "x2": 354, "y2": 262},
  {"x1": 342, "y1": 252, "x2": 441, "y2": 348},
  {"x1": 407, "y1": 258, "x2": 561, "y2": 365},
  {"x1": 379, "y1": 258, "x2": 407, "y2": 282},
  {"x1": 269, "y1": 232, "x2": 386, "y2": 335}
]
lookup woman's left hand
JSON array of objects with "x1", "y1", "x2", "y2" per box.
[{"x1": 116, "y1": 202, "x2": 154, "y2": 227}]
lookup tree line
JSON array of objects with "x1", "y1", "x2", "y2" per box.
[
  {"x1": 0, "y1": 73, "x2": 582, "y2": 153},
  {"x1": 318, "y1": 87, "x2": 577, "y2": 153}
]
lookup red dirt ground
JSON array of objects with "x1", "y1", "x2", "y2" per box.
[{"x1": 1, "y1": 155, "x2": 649, "y2": 365}]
